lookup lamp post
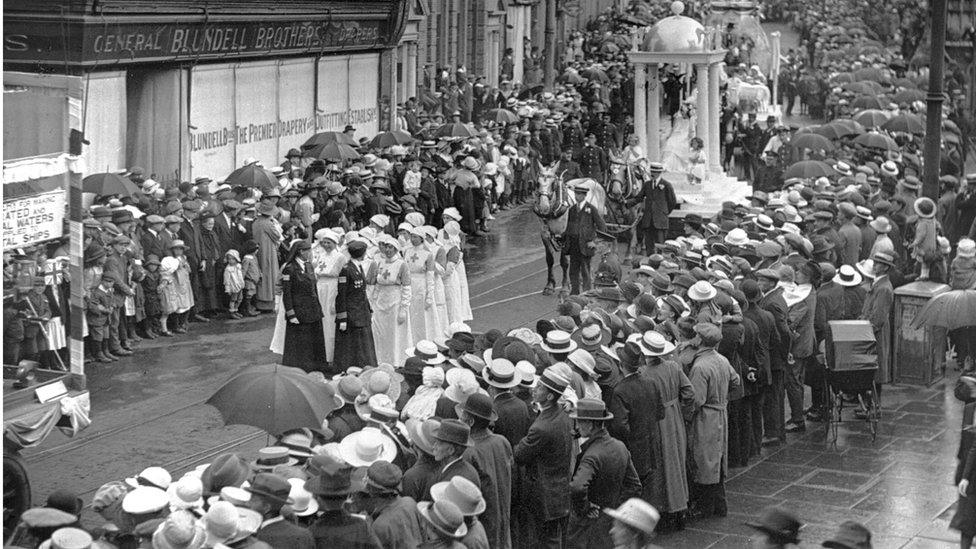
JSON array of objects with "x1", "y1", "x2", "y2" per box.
[{"x1": 922, "y1": 0, "x2": 948, "y2": 201}]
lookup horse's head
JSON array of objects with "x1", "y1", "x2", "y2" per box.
[{"x1": 608, "y1": 162, "x2": 626, "y2": 199}]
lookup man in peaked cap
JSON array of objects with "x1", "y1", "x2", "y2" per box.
[
  {"x1": 350, "y1": 461, "x2": 425, "y2": 549},
  {"x1": 514, "y1": 367, "x2": 573, "y2": 547}
]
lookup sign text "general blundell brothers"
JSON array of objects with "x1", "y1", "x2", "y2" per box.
[{"x1": 90, "y1": 21, "x2": 381, "y2": 56}]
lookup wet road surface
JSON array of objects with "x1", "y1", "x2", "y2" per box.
[{"x1": 24, "y1": 204, "x2": 965, "y2": 547}]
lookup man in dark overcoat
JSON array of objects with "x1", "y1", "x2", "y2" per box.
[
  {"x1": 627, "y1": 162, "x2": 677, "y2": 252},
  {"x1": 563, "y1": 183, "x2": 607, "y2": 295}
]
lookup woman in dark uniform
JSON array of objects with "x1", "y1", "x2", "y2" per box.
[
  {"x1": 281, "y1": 240, "x2": 326, "y2": 372},
  {"x1": 333, "y1": 240, "x2": 377, "y2": 372}
]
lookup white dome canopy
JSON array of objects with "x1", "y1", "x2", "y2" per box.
[{"x1": 642, "y1": 1, "x2": 707, "y2": 53}]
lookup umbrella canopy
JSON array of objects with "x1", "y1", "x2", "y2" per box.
[
  {"x1": 830, "y1": 118, "x2": 866, "y2": 135},
  {"x1": 435, "y1": 122, "x2": 476, "y2": 139},
  {"x1": 851, "y1": 96, "x2": 886, "y2": 111},
  {"x1": 891, "y1": 89, "x2": 926, "y2": 104},
  {"x1": 369, "y1": 131, "x2": 414, "y2": 149},
  {"x1": 893, "y1": 77, "x2": 919, "y2": 89},
  {"x1": 910, "y1": 290, "x2": 976, "y2": 331},
  {"x1": 306, "y1": 141, "x2": 361, "y2": 162},
  {"x1": 486, "y1": 108, "x2": 521, "y2": 124},
  {"x1": 224, "y1": 163, "x2": 278, "y2": 191},
  {"x1": 83, "y1": 173, "x2": 141, "y2": 196},
  {"x1": 812, "y1": 124, "x2": 848, "y2": 140},
  {"x1": 790, "y1": 133, "x2": 835, "y2": 151},
  {"x1": 302, "y1": 131, "x2": 357, "y2": 152},
  {"x1": 882, "y1": 113, "x2": 925, "y2": 135},
  {"x1": 854, "y1": 131, "x2": 899, "y2": 151},
  {"x1": 843, "y1": 81, "x2": 884, "y2": 95},
  {"x1": 207, "y1": 364, "x2": 339, "y2": 435},
  {"x1": 830, "y1": 72, "x2": 855, "y2": 84},
  {"x1": 783, "y1": 160, "x2": 836, "y2": 179},
  {"x1": 581, "y1": 67, "x2": 609, "y2": 83},
  {"x1": 852, "y1": 67, "x2": 889, "y2": 82},
  {"x1": 853, "y1": 109, "x2": 890, "y2": 128}
]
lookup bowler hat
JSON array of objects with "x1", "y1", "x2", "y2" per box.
[
  {"x1": 458, "y1": 392, "x2": 498, "y2": 422},
  {"x1": 431, "y1": 419, "x2": 472, "y2": 447},
  {"x1": 200, "y1": 453, "x2": 251, "y2": 494},
  {"x1": 244, "y1": 473, "x2": 292, "y2": 505}
]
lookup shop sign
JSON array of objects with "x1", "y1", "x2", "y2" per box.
[
  {"x1": 3, "y1": 191, "x2": 65, "y2": 250},
  {"x1": 5, "y1": 18, "x2": 393, "y2": 66}
]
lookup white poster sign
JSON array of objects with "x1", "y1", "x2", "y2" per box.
[{"x1": 3, "y1": 191, "x2": 66, "y2": 250}]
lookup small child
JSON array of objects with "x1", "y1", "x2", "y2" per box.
[
  {"x1": 403, "y1": 160, "x2": 422, "y2": 196},
  {"x1": 140, "y1": 255, "x2": 162, "y2": 338},
  {"x1": 224, "y1": 249, "x2": 245, "y2": 319},
  {"x1": 912, "y1": 197, "x2": 939, "y2": 280},
  {"x1": 241, "y1": 240, "x2": 262, "y2": 317},
  {"x1": 85, "y1": 272, "x2": 116, "y2": 362}
]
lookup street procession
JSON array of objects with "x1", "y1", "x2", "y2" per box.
[{"x1": 4, "y1": 0, "x2": 976, "y2": 547}]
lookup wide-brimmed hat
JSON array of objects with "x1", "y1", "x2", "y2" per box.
[
  {"x1": 200, "y1": 453, "x2": 251, "y2": 494},
  {"x1": 832, "y1": 161, "x2": 853, "y2": 176},
  {"x1": 431, "y1": 419, "x2": 472, "y2": 447},
  {"x1": 871, "y1": 251, "x2": 897, "y2": 267},
  {"x1": 568, "y1": 398, "x2": 614, "y2": 420},
  {"x1": 151, "y1": 511, "x2": 206, "y2": 549},
  {"x1": 430, "y1": 476, "x2": 486, "y2": 516},
  {"x1": 687, "y1": 280, "x2": 717, "y2": 302},
  {"x1": 832, "y1": 265, "x2": 863, "y2": 287},
  {"x1": 541, "y1": 330, "x2": 578, "y2": 354},
  {"x1": 304, "y1": 458, "x2": 358, "y2": 497},
  {"x1": 868, "y1": 216, "x2": 891, "y2": 233},
  {"x1": 821, "y1": 520, "x2": 872, "y2": 549},
  {"x1": 244, "y1": 472, "x2": 293, "y2": 505},
  {"x1": 167, "y1": 476, "x2": 205, "y2": 511},
  {"x1": 604, "y1": 498, "x2": 660, "y2": 535},
  {"x1": 39, "y1": 528, "x2": 94, "y2": 549},
  {"x1": 745, "y1": 507, "x2": 802, "y2": 545},
  {"x1": 338, "y1": 428, "x2": 397, "y2": 467},
  {"x1": 958, "y1": 238, "x2": 976, "y2": 258},
  {"x1": 359, "y1": 364, "x2": 403, "y2": 404},
  {"x1": 482, "y1": 358, "x2": 521, "y2": 389},
  {"x1": 724, "y1": 228, "x2": 750, "y2": 247},
  {"x1": 333, "y1": 375, "x2": 363, "y2": 406},
  {"x1": 201, "y1": 501, "x2": 262, "y2": 547},
  {"x1": 406, "y1": 418, "x2": 440, "y2": 455},
  {"x1": 126, "y1": 466, "x2": 173, "y2": 491},
  {"x1": 639, "y1": 331, "x2": 676, "y2": 357},
  {"x1": 286, "y1": 478, "x2": 318, "y2": 517},
  {"x1": 418, "y1": 500, "x2": 468, "y2": 539},
  {"x1": 122, "y1": 486, "x2": 169, "y2": 515},
  {"x1": 579, "y1": 323, "x2": 611, "y2": 348},
  {"x1": 913, "y1": 196, "x2": 936, "y2": 218},
  {"x1": 405, "y1": 340, "x2": 447, "y2": 365},
  {"x1": 567, "y1": 349, "x2": 597, "y2": 379}
]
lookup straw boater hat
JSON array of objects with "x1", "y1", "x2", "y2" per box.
[
  {"x1": 832, "y1": 265, "x2": 863, "y2": 287},
  {"x1": 639, "y1": 331, "x2": 676, "y2": 357},
  {"x1": 541, "y1": 330, "x2": 578, "y2": 354},
  {"x1": 405, "y1": 340, "x2": 447, "y2": 365},
  {"x1": 482, "y1": 358, "x2": 521, "y2": 389}
]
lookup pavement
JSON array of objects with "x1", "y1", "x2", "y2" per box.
[{"x1": 23, "y1": 204, "x2": 966, "y2": 547}]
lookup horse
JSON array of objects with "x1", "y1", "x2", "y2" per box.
[
  {"x1": 532, "y1": 162, "x2": 608, "y2": 295},
  {"x1": 605, "y1": 159, "x2": 645, "y2": 260}
]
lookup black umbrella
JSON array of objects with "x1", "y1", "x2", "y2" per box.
[
  {"x1": 83, "y1": 173, "x2": 140, "y2": 196},
  {"x1": 302, "y1": 131, "x2": 357, "y2": 153},
  {"x1": 225, "y1": 163, "x2": 278, "y2": 191},
  {"x1": 306, "y1": 142, "x2": 361, "y2": 162},
  {"x1": 369, "y1": 131, "x2": 415, "y2": 149},
  {"x1": 434, "y1": 122, "x2": 476, "y2": 139}
]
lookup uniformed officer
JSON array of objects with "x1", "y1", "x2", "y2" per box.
[{"x1": 575, "y1": 134, "x2": 607, "y2": 184}]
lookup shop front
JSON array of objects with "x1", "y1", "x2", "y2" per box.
[{"x1": 4, "y1": 0, "x2": 409, "y2": 183}]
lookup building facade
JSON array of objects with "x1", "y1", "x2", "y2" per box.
[{"x1": 4, "y1": 0, "x2": 410, "y2": 183}]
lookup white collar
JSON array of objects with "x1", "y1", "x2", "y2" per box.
[
  {"x1": 260, "y1": 516, "x2": 285, "y2": 529},
  {"x1": 441, "y1": 457, "x2": 464, "y2": 474}
]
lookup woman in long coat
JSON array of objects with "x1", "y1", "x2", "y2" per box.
[
  {"x1": 334, "y1": 240, "x2": 377, "y2": 371},
  {"x1": 312, "y1": 229, "x2": 346, "y2": 363},
  {"x1": 280, "y1": 240, "x2": 326, "y2": 372},
  {"x1": 368, "y1": 234, "x2": 413, "y2": 367},
  {"x1": 952, "y1": 379, "x2": 976, "y2": 549},
  {"x1": 642, "y1": 343, "x2": 695, "y2": 531},
  {"x1": 252, "y1": 202, "x2": 282, "y2": 312},
  {"x1": 196, "y1": 212, "x2": 222, "y2": 315}
]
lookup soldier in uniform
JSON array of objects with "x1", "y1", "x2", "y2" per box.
[
  {"x1": 562, "y1": 113, "x2": 586, "y2": 155},
  {"x1": 576, "y1": 134, "x2": 608, "y2": 184}
]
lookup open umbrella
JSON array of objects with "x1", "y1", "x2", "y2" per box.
[
  {"x1": 851, "y1": 96, "x2": 886, "y2": 111},
  {"x1": 83, "y1": 173, "x2": 141, "y2": 196},
  {"x1": 812, "y1": 124, "x2": 848, "y2": 140},
  {"x1": 891, "y1": 89, "x2": 926, "y2": 104},
  {"x1": 853, "y1": 67, "x2": 888, "y2": 83},
  {"x1": 369, "y1": 131, "x2": 414, "y2": 149},
  {"x1": 581, "y1": 67, "x2": 609, "y2": 83},
  {"x1": 790, "y1": 133, "x2": 835, "y2": 151},
  {"x1": 783, "y1": 160, "x2": 836, "y2": 179},
  {"x1": 224, "y1": 163, "x2": 278, "y2": 191},
  {"x1": 882, "y1": 113, "x2": 925, "y2": 135},
  {"x1": 843, "y1": 81, "x2": 884, "y2": 95},
  {"x1": 910, "y1": 290, "x2": 976, "y2": 331},
  {"x1": 830, "y1": 72, "x2": 855, "y2": 84},
  {"x1": 435, "y1": 122, "x2": 476, "y2": 139},
  {"x1": 830, "y1": 118, "x2": 866, "y2": 135},
  {"x1": 893, "y1": 77, "x2": 919, "y2": 89},
  {"x1": 302, "y1": 131, "x2": 357, "y2": 152},
  {"x1": 853, "y1": 109, "x2": 890, "y2": 128},
  {"x1": 306, "y1": 141, "x2": 361, "y2": 162},
  {"x1": 486, "y1": 108, "x2": 521, "y2": 125},
  {"x1": 207, "y1": 364, "x2": 339, "y2": 435},
  {"x1": 854, "y1": 131, "x2": 899, "y2": 151}
]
